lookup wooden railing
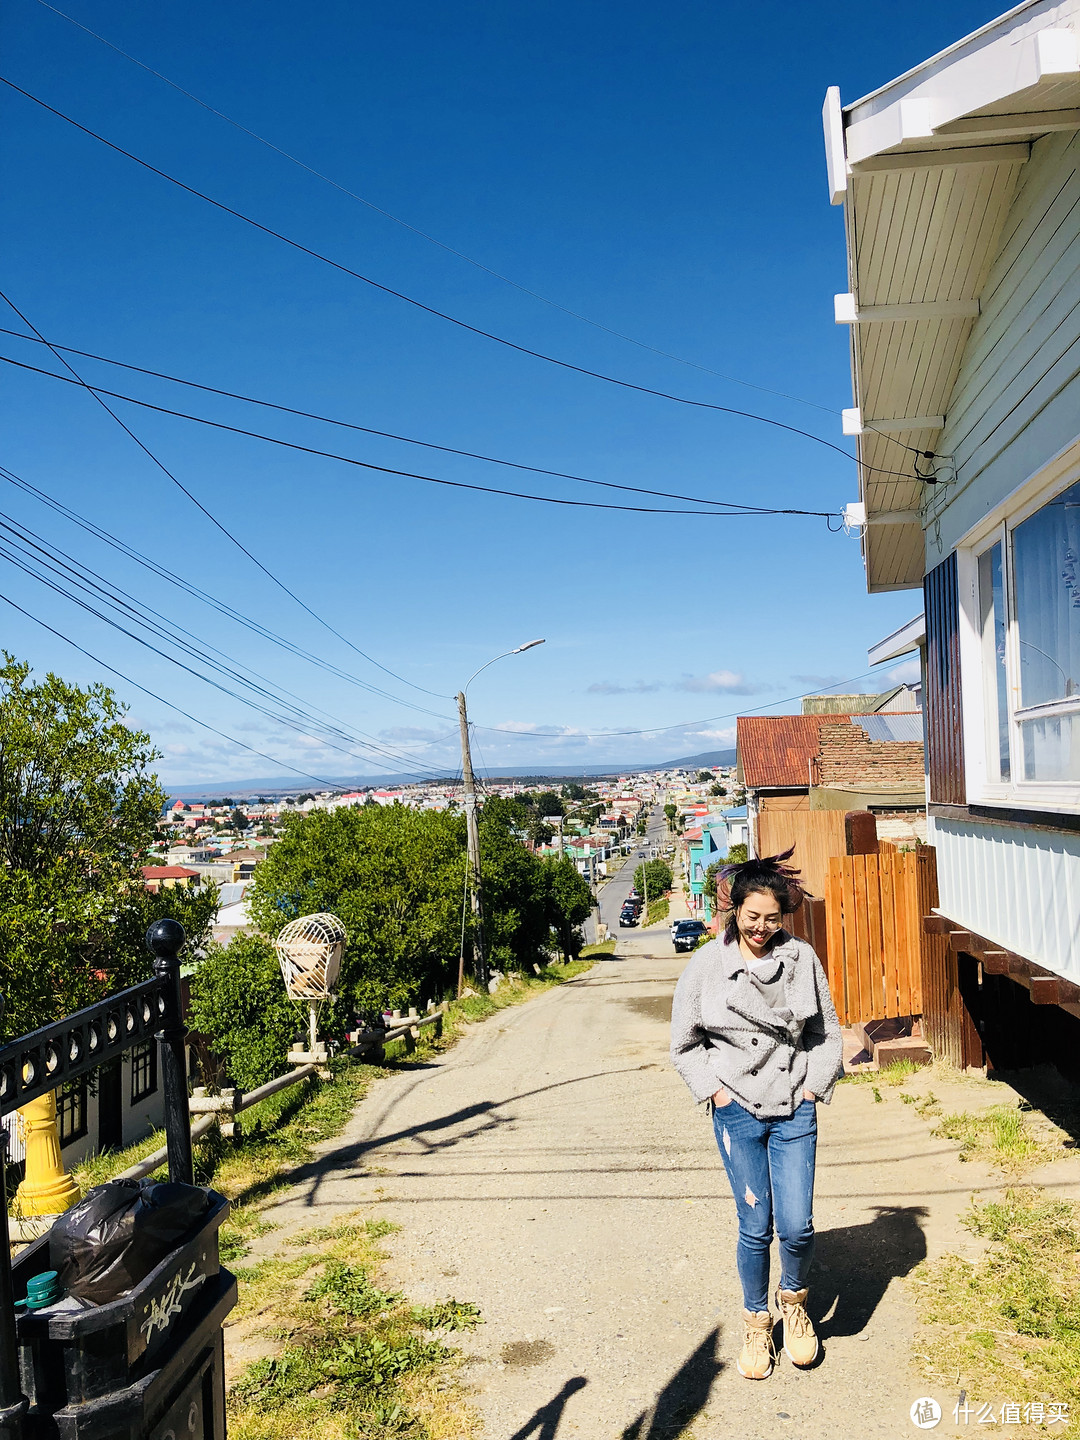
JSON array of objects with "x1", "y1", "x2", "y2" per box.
[{"x1": 113, "y1": 1008, "x2": 446, "y2": 1183}]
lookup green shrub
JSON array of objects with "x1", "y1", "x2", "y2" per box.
[{"x1": 187, "y1": 933, "x2": 301, "y2": 1088}]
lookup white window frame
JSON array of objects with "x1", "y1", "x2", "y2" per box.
[{"x1": 957, "y1": 444, "x2": 1080, "y2": 811}]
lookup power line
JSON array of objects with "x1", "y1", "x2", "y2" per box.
[
  {"x1": 0, "y1": 506, "x2": 459, "y2": 778},
  {"x1": 0, "y1": 462, "x2": 455, "y2": 723},
  {"x1": 0, "y1": 354, "x2": 840, "y2": 519},
  {"x1": 31, "y1": 0, "x2": 834, "y2": 417},
  {"x1": 0, "y1": 76, "x2": 918, "y2": 483},
  {"x1": 0, "y1": 326, "x2": 814, "y2": 515},
  {"x1": 0, "y1": 586, "x2": 358, "y2": 789},
  {"x1": 0, "y1": 287, "x2": 451, "y2": 702},
  {"x1": 0, "y1": 513, "x2": 458, "y2": 780}
]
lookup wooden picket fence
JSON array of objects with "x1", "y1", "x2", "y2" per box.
[{"x1": 824, "y1": 848, "x2": 931, "y2": 1027}]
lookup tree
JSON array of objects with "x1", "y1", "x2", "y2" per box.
[
  {"x1": 531, "y1": 790, "x2": 564, "y2": 818},
  {"x1": 0, "y1": 655, "x2": 170, "y2": 1038},
  {"x1": 710, "y1": 783, "x2": 726, "y2": 797},
  {"x1": 544, "y1": 854, "x2": 593, "y2": 960},
  {"x1": 246, "y1": 805, "x2": 467, "y2": 1016},
  {"x1": 663, "y1": 803, "x2": 679, "y2": 832},
  {"x1": 704, "y1": 859, "x2": 725, "y2": 900},
  {"x1": 478, "y1": 798, "x2": 555, "y2": 972},
  {"x1": 634, "y1": 859, "x2": 673, "y2": 898},
  {"x1": 726, "y1": 843, "x2": 748, "y2": 866},
  {"x1": 187, "y1": 933, "x2": 300, "y2": 1088},
  {"x1": 696, "y1": 770, "x2": 713, "y2": 784},
  {"x1": 230, "y1": 808, "x2": 249, "y2": 832},
  {"x1": 561, "y1": 783, "x2": 587, "y2": 802}
]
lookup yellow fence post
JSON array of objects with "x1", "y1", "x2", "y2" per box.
[{"x1": 14, "y1": 1090, "x2": 81, "y2": 1216}]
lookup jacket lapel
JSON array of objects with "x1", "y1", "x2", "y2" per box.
[{"x1": 723, "y1": 935, "x2": 817, "y2": 1037}]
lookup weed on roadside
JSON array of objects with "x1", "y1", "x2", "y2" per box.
[
  {"x1": 227, "y1": 1209, "x2": 480, "y2": 1440},
  {"x1": 840, "y1": 1058, "x2": 921, "y2": 1090},
  {"x1": 437, "y1": 958, "x2": 595, "y2": 1040},
  {"x1": 410, "y1": 1300, "x2": 483, "y2": 1332},
  {"x1": 910, "y1": 1188, "x2": 1080, "y2": 1437},
  {"x1": 932, "y1": 1105, "x2": 1055, "y2": 1173}
]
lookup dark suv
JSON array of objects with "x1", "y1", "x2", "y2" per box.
[{"x1": 672, "y1": 919, "x2": 707, "y2": 952}]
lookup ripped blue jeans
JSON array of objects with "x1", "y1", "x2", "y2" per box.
[{"x1": 712, "y1": 1097, "x2": 817, "y2": 1313}]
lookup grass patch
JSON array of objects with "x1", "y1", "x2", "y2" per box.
[
  {"x1": 932, "y1": 1105, "x2": 1054, "y2": 1174},
  {"x1": 840, "y1": 1058, "x2": 921, "y2": 1088},
  {"x1": 227, "y1": 1208, "x2": 480, "y2": 1440},
  {"x1": 644, "y1": 896, "x2": 670, "y2": 926},
  {"x1": 444, "y1": 957, "x2": 595, "y2": 1035},
  {"x1": 579, "y1": 939, "x2": 616, "y2": 957},
  {"x1": 911, "y1": 1188, "x2": 1080, "y2": 1435}
]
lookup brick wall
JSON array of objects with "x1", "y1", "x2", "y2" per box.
[{"x1": 815, "y1": 722, "x2": 925, "y2": 787}]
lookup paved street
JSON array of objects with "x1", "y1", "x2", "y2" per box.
[
  {"x1": 248, "y1": 914, "x2": 1001, "y2": 1440},
  {"x1": 596, "y1": 810, "x2": 670, "y2": 937}
]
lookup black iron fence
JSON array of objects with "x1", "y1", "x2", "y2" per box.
[{"x1": 0, "y1": 918, "x2": 193, "y2": 1440}]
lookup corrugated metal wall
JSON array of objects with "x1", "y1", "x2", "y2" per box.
[
  {"x1": 930, "y1": 814, "x2": 1080, "y2": 986},
  {"x1": 924, "y1": 553, "x2": 966, "y2": 804}
]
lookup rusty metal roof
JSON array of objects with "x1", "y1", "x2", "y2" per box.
[{"x1": 736, "y1": 714, "x2": 853, "y2": 790}]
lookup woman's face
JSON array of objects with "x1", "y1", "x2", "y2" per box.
[{"x1": 736, "y1": 889, "x2": 783, "y2": 949}]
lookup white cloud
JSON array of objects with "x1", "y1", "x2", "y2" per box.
[
  {"x1": 885, "y1": 659, "x2": 921, "y2": 686},
  {"x1": 674, "y1": 671, "x2": 770, "y2": 695},
  {"x1": 587, "y1": 680, "x2": 662, "y2": 695}
]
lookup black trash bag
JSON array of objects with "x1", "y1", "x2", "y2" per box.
[{"x1": 49, "y1": 1178, "x2": 213, "y2": 1305}]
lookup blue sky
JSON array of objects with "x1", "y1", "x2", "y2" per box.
[{"x1": 0, "y1": 0, "x2": 999, "y2": 784}]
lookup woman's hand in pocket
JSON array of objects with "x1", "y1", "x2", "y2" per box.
[{"x1": 712, "y1": 1088, "x2": 733, "y2": 1107}]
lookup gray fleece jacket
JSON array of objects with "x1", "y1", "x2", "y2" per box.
[{"x1": 669, "y1": 931, "x2": 843, "y2": 1118}]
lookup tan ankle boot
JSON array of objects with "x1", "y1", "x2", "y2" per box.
[
  {"x1": 776, "y1": 1287, "x2": 818, "y2": 1366},
  {"x1": 736, "y1": 1308, "x2": 775, "y2": 1379}
]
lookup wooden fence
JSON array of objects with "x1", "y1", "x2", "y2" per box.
[
  {"x1": 756, "y1": 808, "x2": 847, "y2": 898},
  {"x1": 824, "y1": 849, "x2": 929, "y2": 1027}
]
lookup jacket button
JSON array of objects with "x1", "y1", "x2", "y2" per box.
[
  {"x1": 754, "y1": 1102, "x2": 762, "y2": 1109},
  {"x1": 751, "y1": 1038, "x2": 758, "y2": 1046},
  {"x1": 750, "y1": 1069, "x2": 758, "y2": 1076}
]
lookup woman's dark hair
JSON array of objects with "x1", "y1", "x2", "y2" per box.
[{"x1": 719, "y1": 846, "x2": 804, "y2": 944}]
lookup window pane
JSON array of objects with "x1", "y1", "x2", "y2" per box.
[
  {"x1": 1021, "y1": 712, "x2": 1080, "y2": 781},
  {"x1": 1013, "y1": 478, "x2": 1080, "y2": 706},
  {"x1": 978, "y1": 542, "x2": 1010, "y2": 781}
]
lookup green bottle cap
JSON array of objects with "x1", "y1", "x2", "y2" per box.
[{"x1": 25, "y1": 1270, "x2": 61, "y2": 1309}]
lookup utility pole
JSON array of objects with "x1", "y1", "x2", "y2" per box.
[{"x1": 456, "y1": 690, "x2": 487, "y2": 992}]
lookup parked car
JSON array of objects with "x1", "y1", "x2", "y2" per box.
[
  {"x1": 672, "y1": 920, "x2": 707, "y2": 953},
  {"x1": 619, "y1": 908, "x2": 638, "y2": 928}
]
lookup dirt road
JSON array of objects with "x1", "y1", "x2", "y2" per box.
[{"x1": 259, "y1": 927, "x2": 1001, "y2": 1439}]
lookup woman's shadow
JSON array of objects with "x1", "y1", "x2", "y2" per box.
[{"x1": 809, "y1": 1204, "x2": 929, "y2": 1341}]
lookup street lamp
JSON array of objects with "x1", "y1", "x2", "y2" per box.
[{"x1": 456, "y1": 639, "x2": 545, "y2": 995}]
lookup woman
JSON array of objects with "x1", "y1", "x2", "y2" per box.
[{"x1": 669, "y1": 848, "x2": 843, "y2": 1380}]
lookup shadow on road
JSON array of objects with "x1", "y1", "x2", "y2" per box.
[
  {"x1": 621, "y1": 1328, "x2": 724, "y2": 1439},
  {"x1": 812, "y1": 1203, "x2": 928, "y2": 1338},
  {"x1": 507, "y1": 1376, "x2": 588, "y2": 1440},
  {"x1": 281, "y1": 1065, "x2": 658, "y2": 1207}
]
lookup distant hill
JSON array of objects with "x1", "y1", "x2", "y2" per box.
[{"x1": 655, "y1": 748, "x2": 737, "y2": 770}]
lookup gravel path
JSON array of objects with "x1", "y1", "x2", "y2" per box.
[{"x1": 256, "y1": 929, "x2": 1004, "y2": 1439}]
